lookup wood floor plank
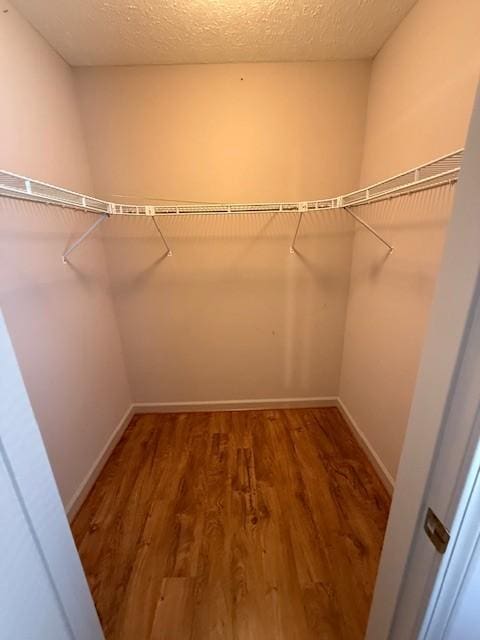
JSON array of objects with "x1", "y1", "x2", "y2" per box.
[
  {"x1": 151, "y1": 578, "x2": 196, "y2": 640},
  {"x1": 191, "y1": 422, "x2": 234, "y2": 640},
  {"x1": 71, "y1": 408, "x2": 390, "y2": 640},
  {"x1": 73, "y1": 414, "x2": 177, "y2": 638},
  {"x1": 114, "y1": 416, "x2": 195, "y2": 640}
]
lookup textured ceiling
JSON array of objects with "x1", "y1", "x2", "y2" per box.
[{"x1": 10, "y1": 0, "x2": 417, "y2": 66}]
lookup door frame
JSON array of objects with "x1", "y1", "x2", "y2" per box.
[
  {"x1": 366, "y1": 87, "x2": 480, "y2": 638},
  {"x1": 421, "y1": 442, "x2": 480, "y2": 639}
]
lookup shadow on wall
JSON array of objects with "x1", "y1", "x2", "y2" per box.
[
  {"x1": 0, "y1": 199, "x2": 111, "y2": 296},
  {"x1": 350, "y1": 185, "x2": 455, "y2": 294},
  {"x1": 0, "y1": 197, "x2": 131, "y2": 506},
  {"x1": 104, "y1": 210, "x2": 354, "y2": 292},
  {"x1": 101, "y1": 210, "x2": 355, "y2": 403},
  {"x1": 340, "y1": 183, "x2": 457, "y2": 479}
]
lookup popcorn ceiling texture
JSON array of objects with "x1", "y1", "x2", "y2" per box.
[{"x1": 10, "y1": 0, "x2": 417, "y2": 66}]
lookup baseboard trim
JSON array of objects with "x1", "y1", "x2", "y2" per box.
[
  {"x1": 336, "y1": 398, "x2": 395, "y2": 495},
  {"x1": 133, "y1": 396, "x2": 338, "y2": 413},
  {"x1": 66, "y1": 403, "x2": 135, "y2": 521},
  {"x1": 66, "y1": 397, "x2": 393, "y2": 520}
]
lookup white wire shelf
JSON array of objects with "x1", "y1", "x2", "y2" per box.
[
  {"x1": 0, "y1": 171, "x2": 110, "y2": 214},
  {"x1": 0, "y1": 149, "x2": 463, "y2": 261},
  {"x1": 0, "y1": 149, "x2": 463, "y2": 219},
  {"x1": 340, "y1": 150, "x2": 463, "y2": 207}
]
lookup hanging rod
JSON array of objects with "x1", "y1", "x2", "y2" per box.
[
  {"x1": 0, "y1": 149, "x2": 463, "y2": 260},
  {"x1": 0, "y1": 149, "x2": 463, "y2": 218}
]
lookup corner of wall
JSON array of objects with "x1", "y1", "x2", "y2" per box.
[
  {"x1": 0, "y1": 1, "x2": 135, "y2": 511},
  {"x1": 338, "y1": 0, "x2": 480, "y2": 491}
]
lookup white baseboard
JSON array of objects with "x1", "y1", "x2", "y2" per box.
[
  {"x1": 336, "y1": 398, "x2": 395, "y2": 495},
  {"x1": 133, "y1": 396, "x2": 338, "y2": 413},
  {"x1": 66, "y1": 403, "x2": 134, "y2": 521},
  {"x1": 66, "y1": 396, "x2": 392, "y2": 520}
]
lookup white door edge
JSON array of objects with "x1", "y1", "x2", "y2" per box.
[{"x1": 366, "y1": 84, "x2": 480, "y2": 639}]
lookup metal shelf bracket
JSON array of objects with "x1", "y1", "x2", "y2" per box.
[
  {"x1": 343, "y1": 206, "x2": 394, "y2": 253},
  {"x1": 147, "y1": 206, "x2": 172, "y2": 256},
  {"x1": 290, "y1": 202, "x2": 309, "y2": 254},
  {"x1": 62, "y1": 213, "x2": 109, "y2": 264}
]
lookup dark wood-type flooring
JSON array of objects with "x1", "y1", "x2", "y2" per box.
[{"x1": 72, "y1": 408, "x2": 390, "y2": 640}]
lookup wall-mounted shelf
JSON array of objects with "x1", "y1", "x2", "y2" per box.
[{"x1": 0, "y1": 149, "x2": 463, "y2": 261}]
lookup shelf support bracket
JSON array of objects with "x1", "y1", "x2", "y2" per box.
[
  {"x1": 147, "y1": 207, "x2": 172, "y2": 256},
  {"x1": 290, "y1": 202, "x2": 309, "y2": 254},
  {"x1": 343, "y1": 206, "x2": 394, "y2": 253},
  {"x1": 62, "y1": 213, "x2": 108, "y2": 264}
]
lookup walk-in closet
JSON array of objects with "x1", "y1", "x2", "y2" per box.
[{"x1": 1, "y1": 0, "x2": 480, "y2": 638}]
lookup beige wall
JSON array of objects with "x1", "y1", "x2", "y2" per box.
[
  {"x1": 340, "y1": 0, "x2": 480, "y2": 480},
  {"x1": 360, "y1": 0, "x2": 480, "y2": 184},
  {"x1": 74, "y1": 62, "x2": 371, "y2": 403},
  {"x1": 103, "y1": 210, "x2": 353, "y2": 403},
  {"x1": 0, "y1": 1, "x2": 131, "y2": 508},
  {"x1": 0, "y1": 1, "x2": 91, "y2": 191},
  {"x1": 74, "y1": 62, "x2": 370, "y2": 203}
]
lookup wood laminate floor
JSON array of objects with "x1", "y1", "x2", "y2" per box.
[{"x1": 72, "y1": 408, "x2": 390, "y2": 640}]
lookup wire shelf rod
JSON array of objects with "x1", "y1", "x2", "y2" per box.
[
  {"x1": 0, "y1": 151, "x2": 463, "y2": 219},
  {"x1": 358, "y1": 176, "x2": 458, "y2": 206},
  {"x1": 0, "y1": 148, "x2": 464, "y2": 260},
  {"x1": 341, "y1": 167, "x2": 460, "y2": 207},
  {"x1": 340, "y1": 149, "x2": 463, "y2": 203}
]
